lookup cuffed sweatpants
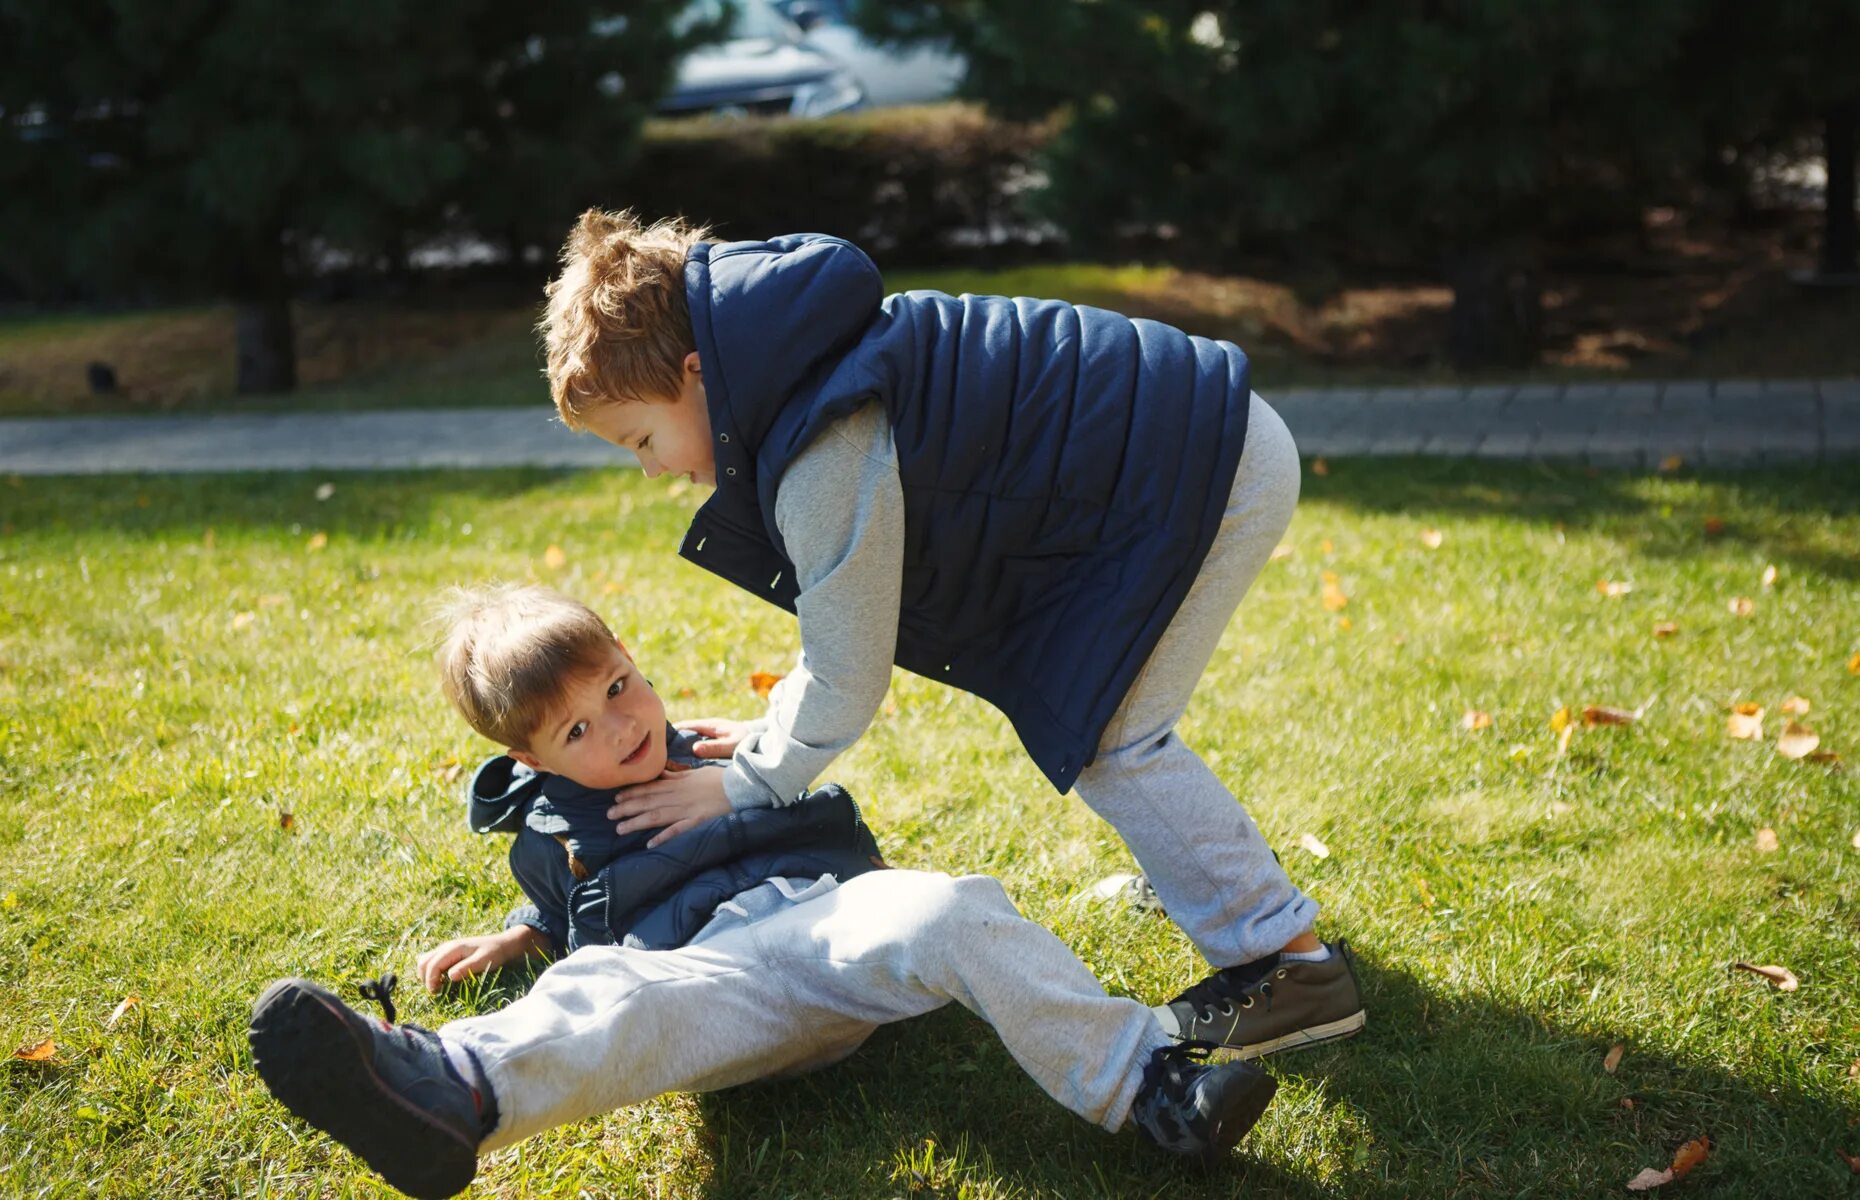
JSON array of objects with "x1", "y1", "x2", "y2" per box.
[
  {"x1": 1073, "y1": 392, "x2": 1318, "y2": 969},
  {"x1": 443, "y1": 870, "x2": 1173, "y2": 1153}
]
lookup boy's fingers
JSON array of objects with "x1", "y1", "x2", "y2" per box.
[
  {"x1": 690, "y1": 740, "x2": 733, "y2": 758},
  {"x1": 647, "y1": 817, "x2": 702, "y2": 848},
  {"x1": 614, "y1": 811, "x2": 670, "y2": 835}
]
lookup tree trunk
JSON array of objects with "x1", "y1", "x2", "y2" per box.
[
  {"x1": 234, "y1": 231, "x2": 296, "y2": 394},
  {"x1": 1820, "y1": 102, "x2": 1858, "y2": 278},
  {"x1": 1444, "y1": 246, "x2": 1542, "y2": 370}
]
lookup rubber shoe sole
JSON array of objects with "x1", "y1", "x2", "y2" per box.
[
  {"x1": 1198, "y1": 1063, "x2": 1279, "y2": 1165},
  {"x1": 1232, "y1": 1009, "x2": 1367, "y2": 1061},
  {"x1": 249, "y1": 979, "x2": 477, "y2": 1200}
]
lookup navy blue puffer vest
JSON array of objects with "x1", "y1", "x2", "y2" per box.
[
  {"x1": 468, "y1": 742, "x2": 885, "y2": 952},
  {"x1": 680, "y1": 235, "x2": 1252, "y2": 792}
]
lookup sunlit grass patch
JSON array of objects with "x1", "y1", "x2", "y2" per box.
[{"x1": 2, "y1": 460, "x2": 1857, "y2": 1196}]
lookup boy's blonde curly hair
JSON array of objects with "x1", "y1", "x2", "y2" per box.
[
  {"x1": 540, "y1": 208, "x2": 712, "y2": 430},
  {"x1": 438, "y1": 584, "x2": 620, "y2": 751}
]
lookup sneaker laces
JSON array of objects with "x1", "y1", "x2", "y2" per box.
[
  {"x1": 1173, "y1": 958, "x2": 1278, "y2": 1024},
  {"x1": 1140, "y1": 1040, "x2": 1219, "y2": 1104},
  {"x1": 357, "y1": 972, "x2": 399, "y2": 1025}
]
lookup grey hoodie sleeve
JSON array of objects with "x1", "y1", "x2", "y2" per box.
[{"x1": 724, "y1": 402, "x2": 903, "y2": 809}]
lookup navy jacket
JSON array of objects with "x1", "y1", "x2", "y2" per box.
[
  {"x1": 467, "y1": 727, "x2": 885, "y2": 952},
  {"x1": 679, "y1": 235, "x2": 1252, "y2": 792}
]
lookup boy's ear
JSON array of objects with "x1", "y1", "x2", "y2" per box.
[
  {"x1": 509, "y1": 748, "x2": 544, "y2": 772},
  {"x1": 682, "y1": 351, "x2": 701, "y2": 378}
]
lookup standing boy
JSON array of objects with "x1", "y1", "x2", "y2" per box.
[{"x1": 540, "y1": 211, "x2": 1365, "y2": 1058}]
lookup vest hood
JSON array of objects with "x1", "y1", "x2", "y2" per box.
[{"x1": 685, "y1": 236, "x2": 883, "y2": 481}]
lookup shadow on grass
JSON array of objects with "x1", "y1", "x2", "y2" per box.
[
  {"x1": 1300, "y1": 459, "x2": 1860, "y2": 583},
  {"x1": 665, "y1": 948, "x2": 1854, "y2": 1198}
]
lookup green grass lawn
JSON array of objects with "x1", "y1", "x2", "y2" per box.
[{"x1": 3, "y1": 461, "x2": 1858, "y2": 1197}]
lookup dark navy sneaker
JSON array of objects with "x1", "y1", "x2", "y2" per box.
[
  {"x1": 248, "y1": 976, "x2": 491, "y2": 1199},
  {"x1": 1155, "y1": 940, "x2": 1366, "y2": 1060},
  {"x1": 1130, "y1": 1042, "x2": 1277, "y2": 1163}
]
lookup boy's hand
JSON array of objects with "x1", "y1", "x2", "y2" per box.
[
  {"x1": 415, "y1": 926, "x2": 546, "y2": 993},
  {"x1": 675, "y1": 717, "x2": 754, "y2": 759},
  {"x1": 608, "y1": 768, "x2": 731, "y2": 847}
]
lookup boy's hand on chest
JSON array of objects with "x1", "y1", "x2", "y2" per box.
[{"x1": 607, "y1": 768, "x2": 731, "y2": 848}]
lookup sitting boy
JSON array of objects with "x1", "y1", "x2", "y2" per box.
[{"x1": 247, "y1": 585, "x2": 1278, "y2": 1199}]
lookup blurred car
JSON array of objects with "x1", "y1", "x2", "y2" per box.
[
  {"x1": 775, "y1": 1, "x2": 964, "y2": 108},
  {"x1": 658, "y1": 0, "x2": 866, "y2": 119}
]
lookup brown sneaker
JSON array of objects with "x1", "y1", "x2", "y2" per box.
[{"x1": 1153, "y1": 940, "x2": 1366, "y2": 1060}]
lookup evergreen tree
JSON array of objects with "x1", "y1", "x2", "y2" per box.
[
  {"x1": 0, "y1": 0, "x2": 693, "y2": 392},
  {"x1": 865, "y1": 1, "x2": 1712, "y2": 367}
]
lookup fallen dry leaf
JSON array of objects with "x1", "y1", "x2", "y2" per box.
[
  {"x1": 1670, "y1": 1136, "x2": 1710, "y2": 1179},
  {"x1": 279, "y1": 810, "x2": 295, "y2": 831},
  {"x1": 542, "y1": 544, "x2": 567, "y2": 570},
  {"x1": 1731, "y1": 962, "x2": 1799, "y2": 991},
  {"x1": 1703, "y1": 516, "x2": 1727, "y2": 536},
  {"x1": 13, "y1": 1038, "x2": 56, "y2": 1062},
  {"x1": 1852, "y1": 829, "x2": 1860, "y2": 850},
  {"x1": 1653, "y1": 621, "x2": 1679, "y2": 639},
  {"x1": 1658, "y1": 454, "x2": 1685, "y2": 473},
  {"x1": 1620, "y1": 1097, "x2": 1636, "y2": 1110},
  {"x1": 1336, "y1": 615, "x2": 1352, "y2": 630},
  {"x1": 1310, "y1": 457, "x2": 1329, "y2": 477},
  {"x1": 1420, "y1": 528, "x2": 1444, "y2": 549},
  {"x1": 1626, "y1": 1167, "x2": 1673, "y2": 1192},
  {"x1": 106, "y1": 996, "x2": 141, "y2": 1029},
  {"x1": 1728, "y1": 595, "x2": 1755, "y2": 617},
  {"x1": 1838, "y1": 1150, "x2": 1860, "y2": 1175},
  {"x1": 1461, "y1": 709, "x2": 1493, "y2": 732},
  {"x1": 1779, "y1": 696, "x2": 1811, "y2": 716},
  {"x1": 1596, "y1": 579, "x2": 1633, "y2": 597},
  {"x1": 1550, "y1": 706, "x2": 1573, "y2": 733},
  {"x1": 1755, "y1": 827, "x2": 1779, "y2": 853},
  {"x1": 1320, "y1": 571, "x2": 1348, "y2": 612},
  {"x1": 306, "y1": 531, "x2": 328, "y2": 552},
  {"x1": 1761, "y1": 564, "x2": 1778, "y2": 589},
  {"x1": 1849, "y1": 651, "x2": 1860, "y2": 675},
  {"x1": 750, "y1": 671, "x2": 784, "y2": 699},
  {"x1": 1297, "y1": 833, "x2": 1331, "y2": 859},
  {"x1": 1726, "y1": 702, "x2": 1764, "y2": 740},
  {"x1": 1269, "y1": 543, "x2": 1294, "y2": 561},
  {"x1": 1583, "y1": 705, "x2": 1636, "y2": 727},
  {"x1": 436, "y1": 760, "x2": 463, "y2": 784},
  {"x1": 315, "y1": 482, "x2": 336, "y2": 501},
  {"x1": 231, "y1": 611, "x2": 256, "y2": 632},
  {"x1": 1320, "y1": 538, "x2": 1335, "y2": 554},
  {"x1": 1604, "y1": 1043, "x2": 1625, "y2": 1074},
  {"x1": 1776, "y1": 720, "x2": 1820, "y2": 760},
  {"x1": 1850, "y1": 1057, "x2": 1860, "y2": 1081}
]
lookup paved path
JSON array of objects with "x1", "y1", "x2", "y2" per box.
[{"x1": 2, "y1": 379, "x2": 1857, "y2": 474}]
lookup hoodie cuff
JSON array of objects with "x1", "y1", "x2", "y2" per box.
[{"x1": 724, "y1": 759, "x2": 782, "y2": 810}]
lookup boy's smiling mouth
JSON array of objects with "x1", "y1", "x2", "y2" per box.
[{"x1": 621, "y1": 731, "x2": 652, "y2": 766}]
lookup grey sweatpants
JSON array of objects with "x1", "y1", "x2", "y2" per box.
[
  {"x1": 443, "y1": 870, "x2": 1172, "y2": 1153},
  {"x1": 1073, "y1": 392, "x2": 1318, "y2": 968}
]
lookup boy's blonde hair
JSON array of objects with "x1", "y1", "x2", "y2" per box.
[
  {"x1": 540, "y1": 208, "x2": 712, "y2": 430},
  {"x1": 438, "y1": 584, "x2": 620, "y2": 751}
]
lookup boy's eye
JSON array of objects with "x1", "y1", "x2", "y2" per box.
[
  {"x1": 567, "y1": 721, "x2": 587, "y2": 742},
  {"x1": 607, "y1": 677, "x2": 624, "y2": 699}
]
